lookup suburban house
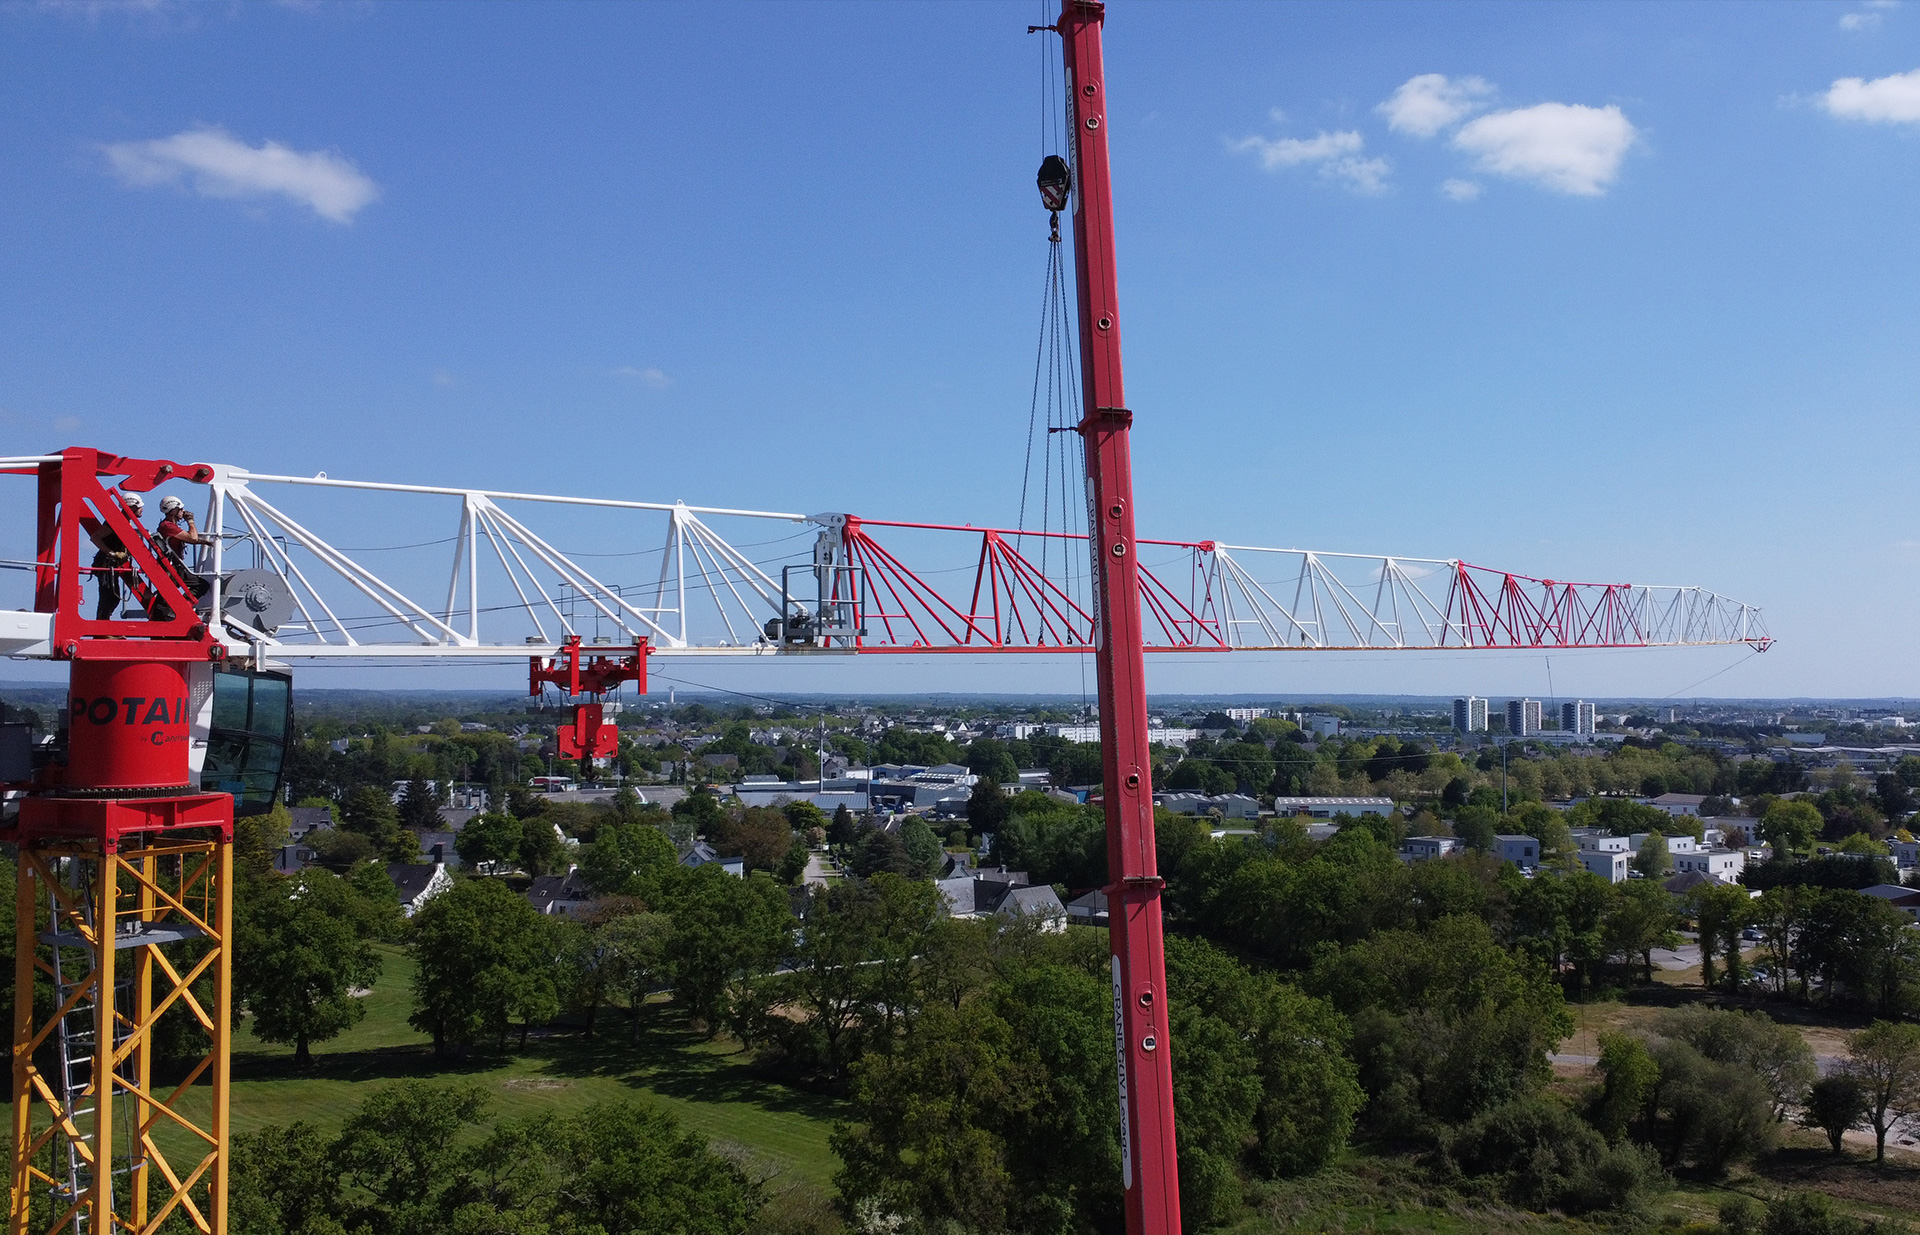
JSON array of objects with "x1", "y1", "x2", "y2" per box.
[
  {"x1": 1577, "y1": 849, "x2": 1631, "y2": 883},
  {"x1": 1495, "y1": 834, "x2": 1540, "y2": 870},
  {"x1": 936, "y1": 868, "x2": 1066, "y2": 929},
  {"x1": 1643, "y1": 793, "x2": 1708, "y2": 817},
  {"x1": 1402, "y1": 836, "x2": 1462, "y2": 862},
  {"x1": 416, "y1": 830, "x2": 461, "y2": 869},
  {"x1": 1630, "y1": 833, "x2": 1700, "y2": 856},
  {"x1": 1271, "y1": 796, "x2": 1395, "y2": 819},
  {"x1": 1672, "y1": 848, "x2": 1746, "y2": 884},
  {"x1": 526, "y1": 868, "x2": 595, "y2": 918},
  {"x1": 1862, "y1": 884, "x2": 1920, "y2": 922},
  {"x1": 681, "y1": 841, "x2": 745, "y2": 877},
  {"x1": 1573, "y1": 831, "x2": 1631, "y2": 854},
  {"x1": 1065, "y1": 888, "x2": 1109, "y2": 927},
  {"x1": 1892, "y1": 839, "x2": 1920, "y2": 870},
  {"x1": 387, "y1": 862, "x2": 453, "y2": 917}
]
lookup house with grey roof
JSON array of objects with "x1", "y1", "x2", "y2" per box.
[
  {"x1": 387, "y1": 862, "x2": 453, "y2": 917},
  {"x1": 527, "y1": 868, "x2": 595, "y2": 918},
  {"x1": 681, "y1": 840, "x2": 745, "y2": 878}
]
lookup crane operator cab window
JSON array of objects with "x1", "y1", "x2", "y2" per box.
[{"x1": 199, "y1": 666, "x2": 292, "y2": 817}]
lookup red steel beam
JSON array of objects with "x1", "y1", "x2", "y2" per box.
[{"x1": 1057, "y1": 4, "x2": 1183, "y2": 1232}]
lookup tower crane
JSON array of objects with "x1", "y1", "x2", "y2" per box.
[{"x1": 1, "y1": 3, "x2": 1767, "y2": 1232}]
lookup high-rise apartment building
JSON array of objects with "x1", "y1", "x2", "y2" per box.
[
  {"x1": 1506, "y1": 698, "x2": 1542, "y2": 737},
  {"x1": 1562, "y1": 700, "x2": 1596, "y2": 736},
  {"x1": 1452, "y1": 696, "x2": 1488, "y2": 733}
]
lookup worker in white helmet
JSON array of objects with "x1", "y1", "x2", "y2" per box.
[
  {"x1": 87, "y1": 492, "x2": 143, "y2": 620},
  {"x1": 153, "y1": 494, "x2": 212, "y2": 610}
]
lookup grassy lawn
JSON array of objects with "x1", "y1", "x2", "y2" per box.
[{"x1": 5, "y1": 944, "x2": 846, "y2": 1191}]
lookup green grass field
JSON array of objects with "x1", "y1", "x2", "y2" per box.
[{"x1": 5, "y1": 944, "x2": 846, "y2": 1192}]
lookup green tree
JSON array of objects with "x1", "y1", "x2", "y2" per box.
[
  {"x1": 1693, "y1": 881, "x2": 1752, "y2": 991},
  {"x1": 967, "y1": 777, "x2": 1012, "y2": 833},
  {"x1": 1799, "y1": 1074, "x2": 1869, "y2": 1155},
  {"x1": 660, "y1": 866, "x2": 792, "y2": 1035},
  {"x1": 409, "y1": 878, "x2": 558, "y2": 1057},
  {"x1": 898, "y1": 815, "x2": 944, "y2": 879},
  {"x1": 517, "y1": 813, "x2": 565, "y2": 876},
  {"x1": 1646, "y1": 1036, "x2": 1779, "y2": 1174},
  {"x1": 341, "y1": 784, "x2": 402, "y2": 846},
  {"x1": 236, "y1": 870, "x2": 384, "y2": 1065},
  {"x1": 454, "y1": 811, "x2": 522, "y2": 871},
  {"x1": 1452, "y1": 805, "x2": 1498, "y2": 852},
  {"x1": 1761, "y1": 799, "x2": 1823, "y2": 856},
  {"x1": 1311, "y1": 915, "x2": 1572, "y2": 1128},
  {"x1": 331, "y1": 1081, "x2": 491, "y2": 1234},
  {"x1": 462, "y1": 1101, "x2": 762, "y2": 1235},
  {"x1": 580, "y1": 821, "x2": 677, "y2": 897},
  {"x1": 828, "y1": 802, "x2": 861, "y2": 847},
  {"x1": 1587, "y1": 1031, "x2": 1659, "y2": 1144},
  {"x1": 1633, "y1": 831, "x2": 1673, "y2": 879},
  {"x1": 1655, "y1": 1006, "x2": 1815, "y2": 1123},
  {"x1": 708, "y1": 806, "x2": 792, "y2": 873},
  {"x1": 1842, "y1": 1019, "x2": 1920, "y2": 1163},
  {"x1": 600, "y1": 910, "x2": 672, "y2": 1041},
  {"x1": 1605, "y1": 880, "x2": 1680, "y2": 984},
  {"x1": 965, "y1": 737, "x2": 1020, "y2": 785},
  {"x1": 397, "y1": 774, "x2": 441, "y2": 832}
]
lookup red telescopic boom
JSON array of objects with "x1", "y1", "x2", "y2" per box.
[{"x1": 1056, "y1": 3, "x2": 1184, "y2": 1230}]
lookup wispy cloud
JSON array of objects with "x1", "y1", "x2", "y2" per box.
[
  {"x1": 1228, "y1": 117, "x2": 1390, "y2": 195},
  {"x1": 1823, "y1": 67, "x2": 1920, "y2": 123},
  {"x1": 1377, "y1": 74, "x2": 1495, "y2": 138},
  {"x1": 1840, "y1": 0, "x2": 1897, "y2": 31},
  {"x1": 1439, "y1": 178, "x2": 1482, "y2": 202},
  {"x1": 101, "y1": 126, "x2": 378, "y2": 223},
  {"x1": 1451, "y1": 103, "x2": 1637, "y2": 196},
  {"x1": 614, "y1": 366, "x2": 672, "y2": 390}
]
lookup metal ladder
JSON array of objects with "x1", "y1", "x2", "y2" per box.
[{"x1": 41, "y1": 862, "x2": 134, "y2": 1235}]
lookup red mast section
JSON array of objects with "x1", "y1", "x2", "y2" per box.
[{"x1": 1057, "y1": 4, "x2": 1183, "y2": 1231}]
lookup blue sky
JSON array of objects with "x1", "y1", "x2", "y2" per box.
[{"x1": 2, "y1": 0, "x2": 1918, "y2": 701}]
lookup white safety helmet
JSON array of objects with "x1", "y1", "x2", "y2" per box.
[
  {"x1": 159, "y1": 495, "x2": 186, "y2": 515},
  {"x1": 121, "y1": 493, "x2": 144, "y2": 515}
]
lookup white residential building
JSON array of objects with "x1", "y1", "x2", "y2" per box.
[
  {"x1": 1403, "y1": 836, "x2": 1463, "y2": 861},
  {"x1": 1506, "y1": 699, "x2": 1542, "y2": 737},
  {"x1": 1562, "y1": 700, "x2": 1596, "y2": 736},
  {"x1": 1453, "y1": 697, "x2": 1488, "y2": 733},
  {"x1": 1578, "y1": 849, "x2": 1631, "y2": 883},
  {"x1": 1672, "y1": 848, "x2": 1746, "y2": 883},
  {"x1": 1630, "y1": 833, "x2": 1701, "y2": 856},
  {"x1": 1495, "y1": 834, "x2": 1541, "y2": 869}
]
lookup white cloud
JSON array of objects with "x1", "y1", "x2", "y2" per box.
[
  {"x1": 1329, "y1": 157, "x2": 1391, "y2": 194},
  {"x1": 102, "y1": 127, "x2": 378, "y2": 223},
  {"x1": 1377, "y1": 74, "x2": 1495, "y2": 138},
  {"x1": 1451, "y1": 103, "x2": 1636, "y2": 196},
  {"x1": 1823, "y1": 67, "x2": 1920, "y2": 122},
  {"x1": 1840, "y1": 0, "x2": 1897, "y2": 30},
  {"x1": 614, "y1": 366, "x2": 672, "y2": 389},
  {"x1": 1440, "y1": 178, "x2": 1482, "y2": 202},
  {"x1": 1230, "y1": 123, "x2": 1364, "y2": 169},
  {"x1": 1229, "y1": 118, "x2": 1389, "y2": 194}
]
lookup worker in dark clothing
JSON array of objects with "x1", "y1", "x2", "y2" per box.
[
  {"x1": 88, "y1": 492, "x2": 140, "y2": 620},
  {"x1": 155, "y1": 495, "x2": 212, "y2": 601}
]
